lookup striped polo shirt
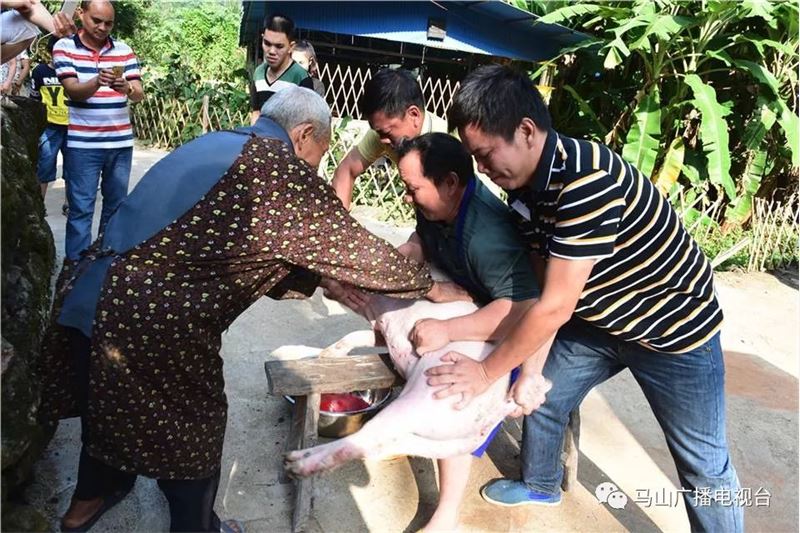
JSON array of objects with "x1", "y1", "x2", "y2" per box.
[
  {"x1": 53, "y1": 32, "x2": 141, "y2": 150},
  {"x1": 508, "y1": 130, "x2": 722, "y2": 353}
]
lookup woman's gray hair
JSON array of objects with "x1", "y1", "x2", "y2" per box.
[{"x1": 260, "y1": 87, "x2": 331, "y2": 141}]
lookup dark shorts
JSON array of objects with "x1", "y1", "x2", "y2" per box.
[{"x1": 471, "y1": 367, "x2": 520, "y2": 457}]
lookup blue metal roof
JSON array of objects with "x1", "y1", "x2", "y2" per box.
[{"x1": 239, "y1": 1, "x2": 586, "y2": 62}]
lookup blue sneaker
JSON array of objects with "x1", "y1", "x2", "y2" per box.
[{"x1": 480, "y1": 479, "x2": 562, "y2": 507}]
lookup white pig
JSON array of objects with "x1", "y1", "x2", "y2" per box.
[{"x1": 283, "y1": 294, "x2": 540, "y2": 477}]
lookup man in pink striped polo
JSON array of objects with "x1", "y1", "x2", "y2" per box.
[{"x1": 54, "y1": 0, "x2": 143, "y2": 261}]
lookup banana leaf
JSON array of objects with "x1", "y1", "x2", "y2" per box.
[
  {"x1": 725, "y1": 148, "x2": 768, "y2": 224},
  {"x1": 563, "y1": 84, "x2": 607, "y2": 133},
  {"x1": 629, "y1": 15, "x2": 694, "y2": 51},
  {"x1": 775, "y1": 99, "x2": 800, "y2": 167},
  {"x1": 603, "y1": 35, "x2": 631, "y2": 70},
  {"x1": 705, "y1": 49, "x2": 734, "y2": 67},
  {"x1": 684, "y1": 74, "x2": 734, "y2": 200},
  {"x1": 743, "y1": 98, "x2": 778, "y2": 151},
  {"x1": 733, "y1": 35, "x2": 796, "y2": 57},
  {"x1": 611, "y1": 15, "x2": 651, "y2": 38},
  {"x1": 654, "y1": 137, "x2": 685, "y2": 196},
  {"x1": 733, "y1": 59, "x2": 800, "y2": 166},
  {"x1": 734, "y1": 59, "x2": 781, "y2": 95},
  {"x1": 604, "y1": 46, "x2": 624, "y2": 69},
  {"x1": 681, "y1": 150, "x2": 711, "y2": 190},
  {"x1": 536, "y1": 3, "x2": 604, "y2": 25},
  {"x1": 622, "y1": 87, "x2": 661, "y2": 178},
  {"x1": 708, "y1": 0, "x2": 739, "y2": 13},
  {"x1": 725, "y1": 100, "x2": 776, "y2": 224},
  {"x1": 741, "y1": 0, "x2": 777, "y2": 27}
]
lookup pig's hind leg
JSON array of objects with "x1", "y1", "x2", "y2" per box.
[{"x1": 285, "y1": 427, "x2": 479, "y2": 478}]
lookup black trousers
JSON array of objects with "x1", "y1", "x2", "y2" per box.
[{"x1": 67, "y1": 328, "x2": 221, "y2": 532}]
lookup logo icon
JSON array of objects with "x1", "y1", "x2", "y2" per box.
[{"x1": 595, "y1": 481, "x2": 628, "y2": 509}]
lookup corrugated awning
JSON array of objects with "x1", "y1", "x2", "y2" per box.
[{"x1": 240, "y1": 1, "x2": 587, "y2": 62}]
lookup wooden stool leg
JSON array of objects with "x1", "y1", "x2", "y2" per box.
[
  {"x1": 561, "y1": 408, "x2": 581, "y2": 492},
  {"x1": 292, "y1": 393, "x2": 320, "y2": 533}
]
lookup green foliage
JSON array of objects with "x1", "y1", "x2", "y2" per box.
[
  {"x1": 684, "y1": 75, "x2": 734, "y2": 200},
  {"x1": 698, "y1": 226, "x2": 751, "y2": 269},
  {"x1": 129, "y1": 1, "x2": 246, "y2": 83},
  {"x1": 527, "y1": 0, "x2": 798, "y2": 232},
  {"x1": 654, "y1": 137, "x2": 685, "y2": 195},
  {"x1": 108, "y1": 0, "x2": 150, "y2": 41},
  {"x1": 726, "y1": 99, "x2": 778, "y2": 223},
  {"x1": 622, "y1": 87, "x2": 661, "y2": 178},
  {"x1": 140, "y1": 54, "x2": 248, "y2": 144}
]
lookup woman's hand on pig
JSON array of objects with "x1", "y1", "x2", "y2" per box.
[{"x1": 320, "y1": 278, "x2": 369, "y2": 313}]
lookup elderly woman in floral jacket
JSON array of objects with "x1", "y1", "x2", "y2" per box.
[{"x1": 40, "y1": 87, "x2": 442, "y2": 532}]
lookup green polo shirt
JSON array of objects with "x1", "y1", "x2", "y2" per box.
[
  {"x1": 416, "y1": 177, "x2": 540, "y2": 305},
  {"x1": 249, "y1": 61, "x2": 314, "y2": 111}
]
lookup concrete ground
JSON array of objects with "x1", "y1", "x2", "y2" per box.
[{"x1": 24, "y1": 145, "x2": 798, "y2": 532}]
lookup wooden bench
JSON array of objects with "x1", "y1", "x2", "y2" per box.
[
  {"x1": 265, "y1": 353, "x2": 402, "y2": 533},
  {"x1": 265, "y1": 354, "x2": 580, "y2": 532}
]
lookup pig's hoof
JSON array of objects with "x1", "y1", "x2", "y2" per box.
[
  {"x1": 284, "y1": 453, "x2": 314, "y2": 478},
  {"x1": 284, "y1": 448, "x2": 328, "y2": 477}
]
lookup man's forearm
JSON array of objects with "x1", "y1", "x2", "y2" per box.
[
  {"x1": 396, "y1": 232, "x2": 425, "y2": 264},
  {"x1": 331, "y1": 168, "x2": 355, "y2": 210},
  {"x1": 481, "y1": 300, "x2": 568, "y2": 382},
  {"x1": 520, "y1": 332, "x2": 556, "y2": 375},
  {"x1": 332, "y1": 148, "x2": 369, "y2": 209},
  {"x1": 127, "y1": 81, "x2": 144, "y2": 103},
  {"x1": 446, "y1": 298, "x2": 533, "y2": 343},
  {"x1": 63, "y1": 77, "x2": 100, "y2": 101}
]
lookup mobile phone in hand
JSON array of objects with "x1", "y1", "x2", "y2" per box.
[{"x1": 61, "y1": 1, "x2": 78, "y2": 17}]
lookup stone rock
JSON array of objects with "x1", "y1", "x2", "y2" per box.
[{"x1": 1, "y1": 96, "x2": 56, "y2": 531}]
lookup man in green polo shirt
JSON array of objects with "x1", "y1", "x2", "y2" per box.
[
  {"x1": 332, "y1": 68, "x2": 448, "y2": 210},
  {"x1": 393, "y1": 132, "x2": 547, "y2": 531},
  {"x1": 248, "y1": 13, "x2": 314, "y2": 125}
]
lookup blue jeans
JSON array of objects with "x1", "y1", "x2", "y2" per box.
[
  {"x1": 63, "y1": 147, "x2": 132, "y2": 260},
  {"x1": 522, "y1": 319, "x2": 742, "y2": 532},
  {"x1": 37, "y1": 125, "x2": 69, "y2": 183}
]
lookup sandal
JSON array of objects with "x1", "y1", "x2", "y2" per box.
[
  {"x1": 221, "y1": 519, "x2": 245, "y2": 533},
  {"x1": 60, "y1": 487, "x2": 132, "y2": 532}
]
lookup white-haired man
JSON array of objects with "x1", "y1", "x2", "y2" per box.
[{"x1": 41, "y1": 87, "x2": 436, "y2": 532}]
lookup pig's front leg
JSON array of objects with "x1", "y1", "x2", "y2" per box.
[{"x1": 318, "y1": 329, "x2": 383, "y2": 357}]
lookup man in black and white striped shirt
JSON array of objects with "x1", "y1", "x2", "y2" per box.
[{"x1": 423, "y1": 65, "x2": 741, "y2": 531}]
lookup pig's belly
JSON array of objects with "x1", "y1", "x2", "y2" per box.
[
  {"x1": 389, "y1": 340, "x2": 511, "y2": 442},
  {"x1": 369, "y1": 298, "x2": 513, "y2": 445}
]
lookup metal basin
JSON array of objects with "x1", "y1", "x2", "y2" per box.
[{"x1": 286, "y1": 388, "x2": 393, "y2": 438}]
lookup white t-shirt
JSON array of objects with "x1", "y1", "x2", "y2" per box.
[{"x1": 0, "y1": 10, "x2": 40, "y2": 45}]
